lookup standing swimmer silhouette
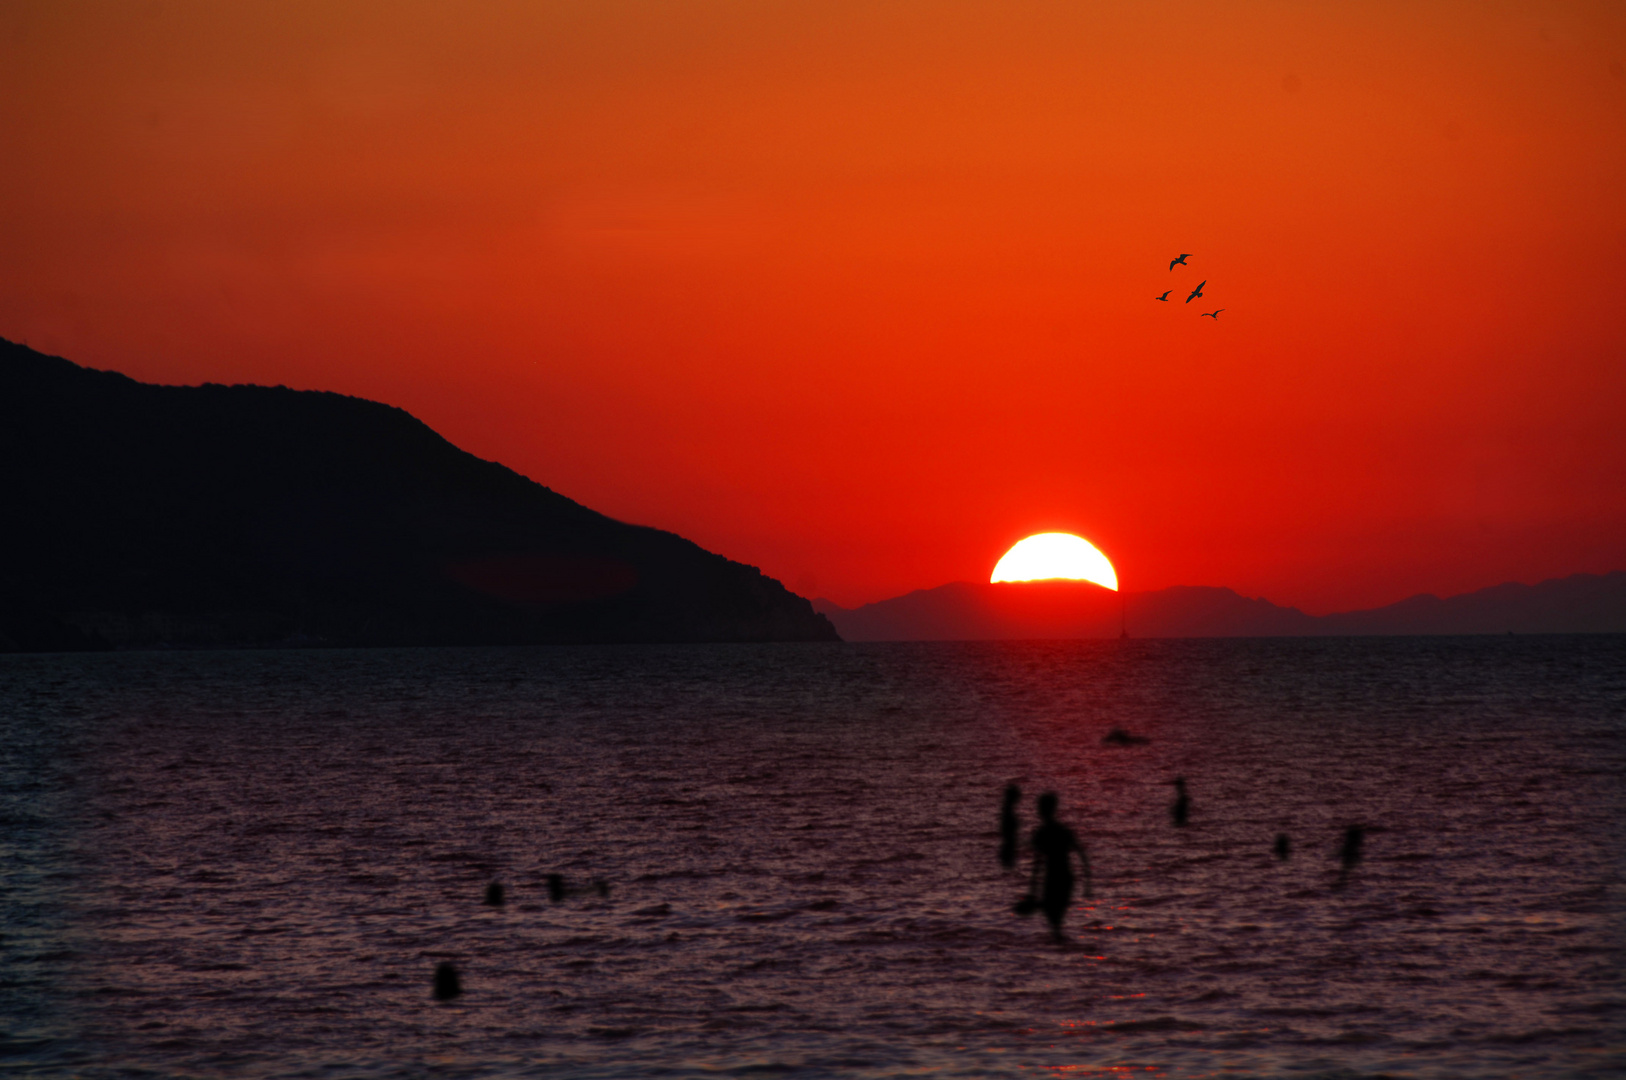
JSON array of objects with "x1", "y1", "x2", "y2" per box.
[
  {"x1": 1335, "y1": 825, "x2": 1365, "y2": 887},
  {"x1": 999, "y1": 784, "x2": 1022, "y2": 869},
  {"x1": 1027, "y1": 792, "x2": 1092, "y2": 942},
  {"x1": 1171, "y1": 777, "x2": 1191, "y2": 827}
]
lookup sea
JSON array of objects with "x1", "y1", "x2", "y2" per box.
[{"x1": 1, "y1": 636, "x2": 1623, "y2": 1079}]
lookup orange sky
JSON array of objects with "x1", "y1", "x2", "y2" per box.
[{"x1": 3, "y1": 1, "x2": 1624, "y2": 612}]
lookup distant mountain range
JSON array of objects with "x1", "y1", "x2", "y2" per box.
[
  {"x1": 6, "y1": 337, "x2": 1617, "y2": 651},
  {"x1": 813, "y1": 573, "x2": 1626, "y2": 640},
  {"x1": 0, "y1": 339, "x2": 837, "y2": 650}
]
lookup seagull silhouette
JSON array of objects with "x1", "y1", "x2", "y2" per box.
[
  {"x1": 1169, "y1": 253, "x2": 1192, "y2": 270},
  {"x1": 1201, "y1": 309, "x2": 1223, "y2": 319},
  {"x1": 1185, "y1": 280, "x2": 1205, "y2": 303},
  {"x1": 1155, "y1": 290, "x2": 1172, "y2": 301}
]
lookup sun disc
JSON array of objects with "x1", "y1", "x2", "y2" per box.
[{"x1": 991, "y1": 533, "x2": 1118, "y2": 590}]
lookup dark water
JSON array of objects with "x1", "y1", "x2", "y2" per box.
[{"x1": 2, "y1": 637, "x2": 1624, "y2": 1078}]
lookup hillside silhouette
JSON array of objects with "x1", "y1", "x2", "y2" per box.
[
  {"x1": 0, "y1": 339, "x2": 837, "y2": 650},
  {"x1": 814, "y1": 573, "x2": 1626, "y2": 640}
]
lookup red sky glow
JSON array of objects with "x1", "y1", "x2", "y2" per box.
[{"x1": 4, "y1": 1, "x2": 1624, "y2": 612}]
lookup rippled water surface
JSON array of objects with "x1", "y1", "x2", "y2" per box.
[{"x1": 2, "y1": 637, "x2": 1624, "y2": 1078}]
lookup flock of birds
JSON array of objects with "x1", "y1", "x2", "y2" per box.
[{"x1": 1155, "y1": 252, "x2": 1223, "y2": 319}]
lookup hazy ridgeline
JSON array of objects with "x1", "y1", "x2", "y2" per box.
[
  {"x1": 2, "y1": 636, "x2": 1623, "y2": 1078},
  {"x1": 0, "y1": 339, "x2": 836, "y2": 651}
]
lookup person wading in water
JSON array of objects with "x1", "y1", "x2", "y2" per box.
[
  {"x1": 1026, "y1": 792, "x2": 1092, "y2": 942},
  {"x1": 998, "y1": 783, "x2": 1022, "y2": 870}
]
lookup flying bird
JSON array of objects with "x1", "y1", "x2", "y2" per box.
[
  {"x1": 1155, "y1": 290, "x2": 1171, "y2": 301},
  {"x1": 1201, "y1": 309, "x2": 1223, "y2": 319},
  {"x1": 1185, "y1": 280, "x2": 1206, "y2": 303},
  {"x1": 1169, "y1": 253, "x2": 1192, "y2": 270}
]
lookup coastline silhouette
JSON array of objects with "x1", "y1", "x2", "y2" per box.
[
  {"x1": 811, "y1": 573, "x2": 1626, "y2": 642},
  {"x1": 0, "y1": 338, "x2": 838, "y2": 650}
]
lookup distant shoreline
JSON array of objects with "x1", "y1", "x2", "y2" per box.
[{"x1": 814, "y1": 574, "x2": 1626, "y2": 641}]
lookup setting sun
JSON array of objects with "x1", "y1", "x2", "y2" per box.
[{"x1": 990, "y1": 533, "x2": 1118, "y2": 590}]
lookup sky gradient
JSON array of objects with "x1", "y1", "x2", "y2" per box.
[{"x1": 4, "y1": 1, "x2": 1624, "y2": 612}]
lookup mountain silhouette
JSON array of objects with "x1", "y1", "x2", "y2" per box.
[
  {"x1": 814, "y1": 580, "x2": 1127, "y2": 641},
  {"x1": 814, "y1": 574, "x2": 1626, "y2": 640},
  {"x1": 0, "y1": 339, "x2": 837, "y2": 650}
]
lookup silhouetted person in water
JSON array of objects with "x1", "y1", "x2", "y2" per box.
[
  {"x1": 1103, "y1": 727, "x2": 1150, "y2": 747},
  {"x1": 544, "y1": 873, "x2": 609, "y2": 901},
  {"x1": 433, "y1": 962, "x2": 461, "y2": 1000},
  {"x1": 999, "y1": 784, "x2": 1022, "y2": 869},
  {"x1": 1336, "y1": 825, "x2": 1364, "y2": 887},
  {"x1": 1171, "y1": 777, "x2": 1190, "y2": 827},
  {"x1": 1274, "y1": 833, "x2": 1292, "y2": 860},
  {"x1": 1027, "y1": 792, "x2": 1091, "y2": 942},
  {"x1": 483, "y1": 881, "x2": 505, "y2": 906}
]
